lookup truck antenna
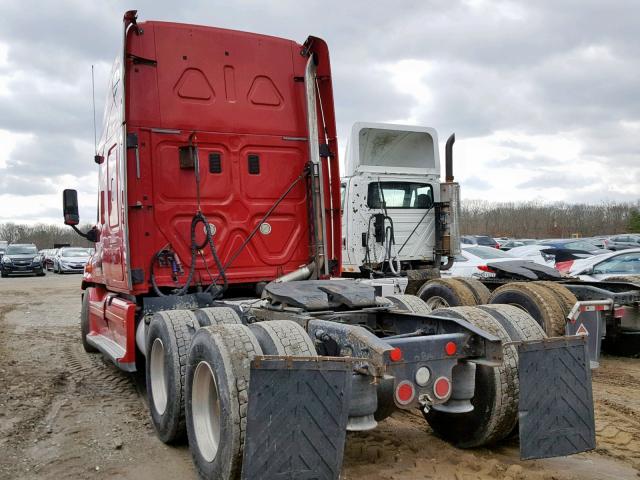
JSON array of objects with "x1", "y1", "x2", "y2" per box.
[{"x1": 91, "y1": 65, "x2": 97, "y2": 155}]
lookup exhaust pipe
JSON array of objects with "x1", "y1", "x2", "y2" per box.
[
  {"x1": 445, "y1": 133, "x2": 455, "y2": 183},
  {"x1": 273, "y1": 262, "x2": 316, "y2": 283}
]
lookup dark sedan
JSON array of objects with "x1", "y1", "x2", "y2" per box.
[
  {"x1": 1, "y1": 244, "x2": 45, "y2": 277},
  {"x1": 538, "y1": 238, "x2": 609, "y2": 258}
]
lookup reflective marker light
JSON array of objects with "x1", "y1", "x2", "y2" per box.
[
  {"x1": 389, "y1": 347, "x2": 403, "y2": 362},
  {"x1": 433, "y1": 377, "x2": 451, "y2": 400},
  {"x1": 445, "y1": 341, "x2": 457, "y2": 356},
  {"x1": 395, "y1": 381, "x2": 415, "y2": 405},
  {"x1": 415, "y1": 366, "x2": 431, "y2": 386}
]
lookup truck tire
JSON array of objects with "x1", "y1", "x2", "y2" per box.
[
  {"x1": 80, "y1": 291, "x2": 98, "y2": 353},
  {"x1": 532, "y1": 281, "x2": 578, "y2": 319},
  {"x1": 488, "y1": 282, "x2": 565, "y2": 337},
  {"x1": 146, "y1": 309, "x2": 198, "y2": 444},
  {"x1": 194, "y1": 307, "x2": 242, "y2": 327},
  {"x1": 454, "y1": 278, "x2": 491, "y2": 305},
  {"x1": 248, "y1": 320, "x2": 317, "y2": 355},
  {"x1": 416, "y1": 279, "x2": 479, "y2": 310},
  {"x1": 384, "y1": 294, "x2": 432, "y2": 314},
  {"x1": 478, "y1": 304, "x2": 547, "y2": 343},
  {"x1": 424, "y1": 306, "x2": 518, "y2": 447},
  {"x1": 477, "y1": 304, "x2": 547, "y2": 437},
  {"x1": 186, "y1": 324, "x2": 263, "y2": 480},
  {"x1": 605, "y1": 275, "x2": 640, "y2": 285}
]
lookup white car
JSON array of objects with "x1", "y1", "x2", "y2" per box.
[
  {"x1": 442, "y1": 245, "x2": 534, "y2": 278},
  {"x1": 569, "y1": 248, "x2": 640, "y2": 281}
]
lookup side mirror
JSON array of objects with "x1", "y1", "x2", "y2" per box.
[{"x1": 63, "y1": 189, "x2": 80, "y2": 226}]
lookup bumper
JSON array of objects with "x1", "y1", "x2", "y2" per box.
[
  {"x1": 58, "y1": 263, "x2": 85, "y2": 273},
  {"x1": 2, "y1": 264, "x2": 44, "y2": 275}
]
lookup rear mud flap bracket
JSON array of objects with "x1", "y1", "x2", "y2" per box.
[
  {"x1": 517, "y1": 336, "x2": 596, "y2": 460},
  {"x1": 241, "y1": 356, "x2": 352, "y2": 480}
]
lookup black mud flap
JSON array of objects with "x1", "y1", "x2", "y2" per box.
[
  {"x1": 518, "y1": 336, "x2": 596, "y2": 460},
  {"x1": 241, "y1": 356, "x2": 352, "y2": 480}
]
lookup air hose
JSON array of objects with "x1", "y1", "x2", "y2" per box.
[
  {"x1": 150, "y1": 133, "x2": 227, "y2": 298},
  {"x1": 149, "y1": 212, "x2": 228, "y2": 298}
]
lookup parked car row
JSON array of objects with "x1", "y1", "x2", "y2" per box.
[
  {"x1": 465, "y1": 234, "x2": 640, "y2": 254},
  {"x1": 0, "y1": 245, "x2": 93, "y2": 277},
  {"x1": 442, "y1": 242, "x2": 640, "y2": 282}
]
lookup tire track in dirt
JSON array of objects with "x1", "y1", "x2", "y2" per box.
[{"x1": 591, "y1": 356, "x2": 640, "y2": 471}]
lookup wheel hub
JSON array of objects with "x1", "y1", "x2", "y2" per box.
[
  {"x1": 192, "y1": 361, "x2": 221, "y2": 463},
  {"x1": 150, "y1": 338, "x2": 168, "y2": 415},
  {"x1": 425, "y1": 296, "x2": 450, "y2": 310}
]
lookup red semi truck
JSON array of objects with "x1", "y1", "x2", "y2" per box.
[{"x1": 63, "y1": 11, "x2": 597, "y2": 479}]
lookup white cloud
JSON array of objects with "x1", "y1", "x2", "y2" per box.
[{"x1": 0, "y1": 0, "x2": 639, "y2": 228}]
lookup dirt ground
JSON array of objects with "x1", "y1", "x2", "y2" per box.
[{"x1": 1, "y1": 275, "x2": 639, "y2": 480}]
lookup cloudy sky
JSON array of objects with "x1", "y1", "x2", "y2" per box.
[{"x1": 0, "y1": 0, "x2": 638, "y2": 224}]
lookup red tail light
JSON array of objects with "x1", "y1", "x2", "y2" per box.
[
  {"x1": 445, "y1": 341, "x2": 457, "y2": 356},
  {"x1": 389, "y1": 347, "x2": 403, "y2": 362},
  {"x1": 555, "y1": 260, "x2": 574, "y2": 273},
  {"x1": 395, "y1": 381, "x2": 415, "y2": 405},
  {"x1": 477, "y1": 265, "x2": 495, "y2": 273},
  {"x1": 433, "y1": 377, "x2": 451, "y2": 400}
]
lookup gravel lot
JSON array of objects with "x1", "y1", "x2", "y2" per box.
[{"x1": 1, "y1": 274, "x2": 639, "y2": 479}]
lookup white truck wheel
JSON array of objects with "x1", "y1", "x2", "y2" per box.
[
  {"x1": 145, "y1": 309, "x2": 198, "y2": 444},
  {"x1": 186, "y1": 324, "x2": 262, "y2": 480}
]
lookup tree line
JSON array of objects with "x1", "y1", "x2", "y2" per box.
[
  {"x1": 460, "y1": 200, "x2": 640, "y2": 238},
  {"x1": 1, "y1": 200, "x2": 639, "y2": 249},
  {"x1": 0, "y1": 223, "x2": 93, "y2": 250}
]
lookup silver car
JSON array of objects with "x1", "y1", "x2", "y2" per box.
[{"x1": 53, "y1": 247, "x2": 91, "y2": 274}]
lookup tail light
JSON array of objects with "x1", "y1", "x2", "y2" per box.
[
  {"x1": 395, "y1": 381, "x2": 416, "y2": 405},
  {"x1": 555, "y1": 260, "x2": 574, "y2": 273},
  {"x1": 389, "y1": 347, "x2": 403, "y2": 362},
  {"x1": 415, "y1": 367, "x2": 431, "y2": 386},
  {"x1": 477, "y1": 265, "x2": 495, "y2": 273},
  {"x1": 433, "y1": 377, "x2": 451, "y2": 400},
  {"x1": 445, "y1": 341, "x2": 457, "y2": 356}
]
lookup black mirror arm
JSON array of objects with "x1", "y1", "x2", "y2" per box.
[{"x1": 70, "y1": 225, "x2": 100, "y2": 243}]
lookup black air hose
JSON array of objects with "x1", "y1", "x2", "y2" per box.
[{"x1": 149, "y1": 212, "x2": 227, "y2": 298}]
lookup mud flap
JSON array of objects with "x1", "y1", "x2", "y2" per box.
[
  {"x1": 566, "y1": 300, "x2": 610, "y2": 369},
  {"x1": 241, "y1": 356, "x2": 352, "y2": 480},
  {"x1": 518, "y1": 336, "x2": 596, "y2": 460}
]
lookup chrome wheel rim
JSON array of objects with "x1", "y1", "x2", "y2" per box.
[
  {"x1": 192, "y1": 361, "x2": 221, "y2": 463},
  {"x1": 150, "y1": 338, "x2": 168, "y2": 415},
  {"x1": 425, "y1": 296, "x2": 450, "y2": 310}
]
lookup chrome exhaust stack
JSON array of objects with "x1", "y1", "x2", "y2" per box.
[{"x1": 304, "y1": 55, "x2": 329, "y2": 278}]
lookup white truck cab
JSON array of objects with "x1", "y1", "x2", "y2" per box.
[{"x1": 341, "y1": 122, "x2": 460, "y2": 284}]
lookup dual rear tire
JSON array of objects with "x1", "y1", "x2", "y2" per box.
[
  {"x1": 417, "y1": 278, "x2": 576, "y2": 338},
  {"x1": 144, "y1": 308, "x2": 317, "y2": 479},
  {"x1": 416, "y1": 278, "x2": 490, "y2": 310},
  {"x1": 186, "y1": 319, "x2": 316, "y2": 480},
  {"x1": 487, "y1": 281, "x2": 576, "y2": 336},
  {"x1": 425, "y1": 305, "x2": 546, "y2": 447}
]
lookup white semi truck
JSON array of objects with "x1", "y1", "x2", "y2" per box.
[
  {"x1": 341, "y1": 122, "x2": 460, "y2": 295},
  {"x1": 340, "y1": 122, "x2": 640, "y2": 358}
]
